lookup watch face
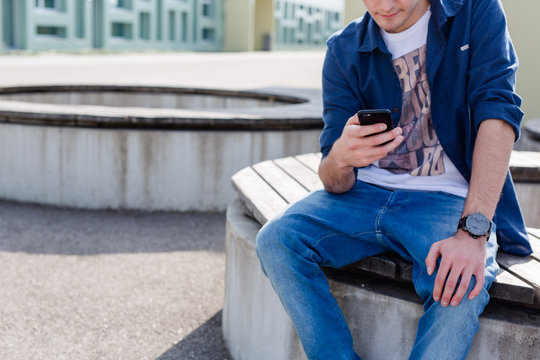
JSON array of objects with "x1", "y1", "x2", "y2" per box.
[{"x1": 465, "y1": 213, "x2": 491, "y2": 236}]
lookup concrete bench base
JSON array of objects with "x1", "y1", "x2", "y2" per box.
[{"x1": 223, "y1": 199, "x2": 540, "y2": 360}]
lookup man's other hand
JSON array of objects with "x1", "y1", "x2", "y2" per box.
[
  {"x1": 425, "y1": 231, "x2": 487, "y2": 307},
  {"x1": 331, "y1": 113, "x2": 403, "y2": 170}
]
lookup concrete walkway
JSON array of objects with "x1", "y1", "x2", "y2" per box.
[{"x1": 0, "y1": 51, "x2": 325, "y2": 359}]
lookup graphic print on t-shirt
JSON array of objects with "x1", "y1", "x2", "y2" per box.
[{"x1": 379, "y1": 44, "x2": 445, "y2": 176}]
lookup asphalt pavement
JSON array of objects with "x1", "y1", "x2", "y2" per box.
[{"x1": 0, "y1": 200, "x2": 230, "y2": 359}]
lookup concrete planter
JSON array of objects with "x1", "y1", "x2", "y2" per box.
[
  {"x1": 223, "y1": 199, "x2": 540, "y2": 360},
  {"x1": 516, "y1": 119, "x2": 540, "y2": 152},
  {"x1": 0, "y1": 85, "x2": 322, "y2": 211}
]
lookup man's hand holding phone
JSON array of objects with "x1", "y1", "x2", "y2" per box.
[
  {"x1": 332, "y1": 109, "x2": 404, "y2": 170},
  {"x1": 319, "y1": 109, "x2": 403, "y2": 193}
]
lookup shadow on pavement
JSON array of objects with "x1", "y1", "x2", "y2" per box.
[
  {"x1": 157, "y1": 310, "x2": 232, "y2": 360},
  {"x1": 0, "y1": 199, "x2": 225, "y2": 255}
]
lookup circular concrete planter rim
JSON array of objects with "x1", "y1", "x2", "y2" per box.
[
  {"x1": 524, "y1": 118, "x2": 540, "y2": 141},
  {"x1": 0, "y1": 84, "x2": 323, "y2": 131}
]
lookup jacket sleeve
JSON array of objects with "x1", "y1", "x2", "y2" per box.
[
  {"x1": 320, "y1": 46, "x2": 363, "y2": 158},
  {"x1": 467, "y1": 0, "x2": 523, "y2": 141}
]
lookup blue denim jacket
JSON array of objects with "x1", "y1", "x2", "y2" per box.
[{"x1": 320, "y1": 0, "x2": 532, "y2": 255}]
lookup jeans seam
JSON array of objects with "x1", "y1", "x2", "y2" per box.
[
  {"x1": 414, "y1": 265, "x2": 424, "y2": 288},
  {"x1": 314, "y1": 229, "x2": 382, "y2": 246},
  {"x1": 308, "y1": 230, "x2": 380, "y2": 263},
  {"x1": 375, "y1": 192, "x2": 394, "y2": 243},
  {"x1": 302, "y1": 230, "x2": 339, "y2": 261}
]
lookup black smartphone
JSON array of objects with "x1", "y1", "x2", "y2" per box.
[{"x1": 356, "y1": 109, "x2": 394, "y2": 134}]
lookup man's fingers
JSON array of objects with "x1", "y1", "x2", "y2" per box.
[
  {"x1": 450, "y1": 270, "x2": 472, "y2": 307},
  {"x1": 425, "y1": 242, "x2": 441, "y2": 276},
  {"x1": 440, "y1": 267, "x2": 463, "y2": 307},
  {"x1": 468, "y1": 268, "x2": 485, "y2": 300},
  {"x1": 379, "y1": 132, "x2": 404, "y2": 151},
  {"x1": 433, "y1": 259, "x2": 450, "y2": 302},
  {"x1": 357, "y1": 123, "x2": 388, "y2": 137},
  {"x1": 347, "y1": 114, "x2": 361, "y2": 125}
]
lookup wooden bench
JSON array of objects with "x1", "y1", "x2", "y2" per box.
[{"x1": 223, "y1": 151, "x2": 540, "y2": 360}]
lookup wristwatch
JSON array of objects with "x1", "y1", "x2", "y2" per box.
[{"x1": 458, "y1": 213, "x2": 492, "y2": 239}]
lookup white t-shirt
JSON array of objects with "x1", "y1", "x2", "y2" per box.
[{"x1": 356, "y1": 9, "x2": 469, "y2": 198}]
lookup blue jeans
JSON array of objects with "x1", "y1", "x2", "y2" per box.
[{"x1": 256, "y1": 181, "x2": 499, "y2": 360}]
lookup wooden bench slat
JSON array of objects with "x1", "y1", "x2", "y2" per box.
[
  {"x1": 252, "y1": 160, "x2": 310, "y2": 204},
  {"x1": 345, "y1": 252, "x2": 535, "y2": 305},
  {"x1": 232, "y1": 167, "x2": 287, "y2": 225},
  {"x1": 387, "y1": 253, "x2": 413, "y2": 282},
  {"x1": 510, "y1": 151, "x2": 540, "y2": 181},
  {"x1": 497, "y1": 252, "x2": 540, "y2": 309},
  {"x1": 382, "y1": 252, "x2": 536, "y2": 305},
  {"x1": 489, "y1": 268, "x2": 536, "y2": 305},
  {"x1": 527, "y1": 227, "x2": 540, "y2": 239},
  {"x1": 509, "y1": 151, "x2": 530, "y2": 166},
  {"x1": 526, "y1": 231, "x2": 540, "y2": 262},
  {"x1": 510, "y1": 151, "x2": 540, "y2": 168},
  {"x1": 274, "y1": 157, "x2": 324, "y2": 192},
  {"x1": 295, "y1": 153, "x2": 321, "y2": 173},
  {"x1": 526, "y1": 228, "x2": 540, "y2": 261}
]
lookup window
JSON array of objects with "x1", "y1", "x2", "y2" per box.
[
  {"x1": 181, "y1": 12, "x2": 188, "y2": 42},
  {"x1": 202, "y1": 28, "x2": 215, "y2": 42},
  {"x1": 113, "y1": 0, "x2": 131, "y2": 10},
  {"x1": 35, "y1": 0, "x2": 62, "y2": 11},
  {"x1": 112, "y1": 22, "x2": 132, "y2": 39},
  {"x1": 76, "y1": 0, "x2": 85, "y2": 38},
  {"x1": 202, "y1": 1, "x2": 213, "y2": 18},
  {"x1": 169, "y1": 11, "x2": 176, "y2": 41},
  {"x1": 139, "y1": 12, "x2": 150, "y2": 40},
  {"x1": 37, "y1": 26, "x2": 67, "y2": 38}
]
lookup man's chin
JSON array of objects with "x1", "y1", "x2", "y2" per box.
[{"x1": 375, "y1": 18, "x2": 405, "y2": 33}]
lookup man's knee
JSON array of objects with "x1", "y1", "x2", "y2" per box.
[
  {"x1": 255, "y1": 220, "x2": 276, "y2": 263},
  {"x1": 256, "y1": 215, "x2": 295, "y2": 272},
  {"x1": 426, "y1": 280, "x2": 491, "y2": 319}
]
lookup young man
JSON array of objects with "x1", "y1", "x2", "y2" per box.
[{"x1": 256, "y1": 0, "x2": 532, "y2": 359}]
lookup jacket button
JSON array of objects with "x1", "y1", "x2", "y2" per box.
[{"x1": 393, "y1": 107, "x2": 399, "y2": 113}]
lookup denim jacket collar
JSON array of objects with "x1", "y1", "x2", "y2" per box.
[{"x1": 357, "y1": 0, "x2": 465, "y2": 54}]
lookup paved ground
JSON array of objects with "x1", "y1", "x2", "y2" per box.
[
  {"x1": 0, "y1": 51, "x2": 325, "y2": 359},
  {"x1": 0, "y1": 201, "x2": 230, "y2": 360}
]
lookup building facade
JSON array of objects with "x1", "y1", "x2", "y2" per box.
[
  {"x1": 1, "y1": 0, "x2": 345, "y2": 52},
  {"x1": 1, "y1": 0, "x2": 224, "y2": 52},
  {"x1": 274, "y1": 0, "x2": 343, "y2": 49},
  {"x1": 224, "y1": 0, "x2": 344, "y2": 51},
  {"x1": 1, "y1": 0, "x2": 93, "y2": 51}
]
